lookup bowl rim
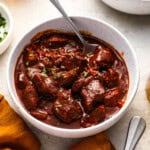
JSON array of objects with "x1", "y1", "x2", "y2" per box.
[
  {"x1": 7, "y1": 16, "x2": 140, "y2": 138},
  {"x1": 102, "y1": 0, "x2": 150, "y2": 15},
  {"x1": 0, "y1": 2, "x2": 13, "y2": 54}
]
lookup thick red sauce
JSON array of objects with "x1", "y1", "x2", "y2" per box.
[{"x1": 14, "y1": 30, "x2": 129, "y2": 129}]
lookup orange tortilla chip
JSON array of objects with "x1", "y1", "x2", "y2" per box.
[{"x1": 69, "y1": 132, "x2": 115, "y2": 150}]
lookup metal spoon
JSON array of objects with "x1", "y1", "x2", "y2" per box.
[
  {"x1": 49, "y1": 0, "x2": 98, "y2": 54},
  {"x1": 124, "y1": 116, "x2": 146, "y2": 150}
]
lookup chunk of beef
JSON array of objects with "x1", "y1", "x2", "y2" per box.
[
  {"x1": 81, "y1": 105, "x2": 106, "y2": 128},
  {"x1": 54, "y1": 68, "x2": 78, "y2": 87},
  {"x1": 61, "y1": 55, "x2": 87, "y2": 71},
  {"x1": 23, "y1": 49, "x2": 38, "y2": 67},
  {"x1": 15, "y1": 63, "x2": 30, "y2": 89},
  {"x1": 32, "y1": 73, "x2": 58, "y2": 97},
  {"x1": 30, "y1": 110, "x2": 48, "y2": 120},
  {"x1": 104, "y1": 88, "x2": 121, "y2": 107},
  {"x1": 72, "y1": 76, "x2": 93, "y2": 93},
  {"x1": 101, "y1": 68, "x2": 119, "y2": 88},
  {"x1": 22, "y1": 84, "x2": 39, "y2": 110},
  {"x1": 72, "y1": 77, "x2": 85, "y2": 93},
  {"x1": 81, "y1": 80, "x2": 105, "y2": 113},
  {"x1": 90, "y1": 46, "x2": 115, "y2": 69},
  {"x1": 53, "y1": 90, "x2": 83, "y2": 123},
  {"x1": 44, "y1": 35, "x2": 68, "y2": 49},
  {"x1": 16, "y1": 72, "x2": 29, "y2": 89}
]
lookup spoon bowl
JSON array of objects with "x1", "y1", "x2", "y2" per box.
[{"x1": 124, "y1": 116, "x2": 146, "y2": 150}]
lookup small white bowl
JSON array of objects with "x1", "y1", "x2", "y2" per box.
[
  {"x1": 102, "y1": 0, "x2": 150, "y2": 15},
  {"x1": 7, "y1": 16, "x2": 139, "y2": 138},
  {"x1": 0, "y1": 3, "x2": 13, "y2": 54}
]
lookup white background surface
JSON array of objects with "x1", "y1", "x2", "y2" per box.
[{"x1": 0, "y1": 0, "x2": 150, "y2": 149}]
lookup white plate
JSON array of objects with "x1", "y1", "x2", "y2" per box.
[{"x1": 102, "y1": 0, "x2": 150, "y2": 15}]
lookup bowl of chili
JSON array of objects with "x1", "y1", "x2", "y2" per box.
[{"x1": 7, "y1": 16, "x2": 139, "y2": 138}]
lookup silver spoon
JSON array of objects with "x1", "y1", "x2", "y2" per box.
[
  {"x1": 124, "y1": 116, "x2": 146, "y2": 150},
  {"x1": 49, "y1": 0, "x2": 98, "y2": 54}
]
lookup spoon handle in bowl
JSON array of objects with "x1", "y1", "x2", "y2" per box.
[
  {"x1": 49, "y1": 0, "x2": 85, "y2": 45},
  {"x1": 124, "y1": 116, "x2": 146, "y2": 150}
]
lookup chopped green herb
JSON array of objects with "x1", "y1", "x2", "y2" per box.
[
  {"x1": 0, "y1": 14, "x2": 8, "y2": 42},
  {"x1": 41, "y1": 73, "x2": 47, "y2": 76},
  {"x1": 61, "y1": 73, "x2": 66, "y2": 78},
  {"x1": 82, "y1": 71, "x2": 88, "y2": 78},
  {"x1": 59, "y1": 87, "x2": 64, "y2": 91},
  {"x1": 56, "y1": 121, "x2": 61, "y2": 126},
  {"x1": 53, "y1": 76, "x2": 58, "y2": 80},
  {"x1": 0, "y1": 14, "x2": 6, "y2": 27},
  {"x1": 53, "y1": 74, "x2": 61, "y2": 80},
  {"x1": 25, "y1": 61, "x2": 29, "y2": 66},
  {"x1": 70, "y1": 40, "x2": 76, "y2": 46},
  {"x1": 72, "y1": 113, "x2": 81, "y2": 119},
  {"x1": 55, "y1": 104, "x2": 62, "y2": 108},
  {"x1": 3, "y1": 31, "x2": 7, "y2": 36},
  {"x1": 51, "y1": 69, "x2": 56, "y2": 75},
  {"x1": 41, "y1": 100, "x2": 47, "y2": 105},
  {"x1": 29, "y1": 53, "x2": 33, "y2": 57},
  {"x1": 53, "y1": 73, "x2": 65, "y2": 80},
  {"x1": 41, "y1": 67, "x2": 47, "y2": 76},
  {"x1": 0, "y1": 31, "x2": 7, "y2": 42},
  {"x1": 0, "y1": 30, "x2": 8, "y2": 43}
]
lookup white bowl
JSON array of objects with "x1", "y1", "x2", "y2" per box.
[
  {"x1": 102, "y1": 0, "x2": 150, "y2": 15},
  {"x1": 0, "y1": 3, "x2": 13, "y2": 54},
  {"x1": 7, "y1": 16, "x2": 139, "y2": 138}
]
